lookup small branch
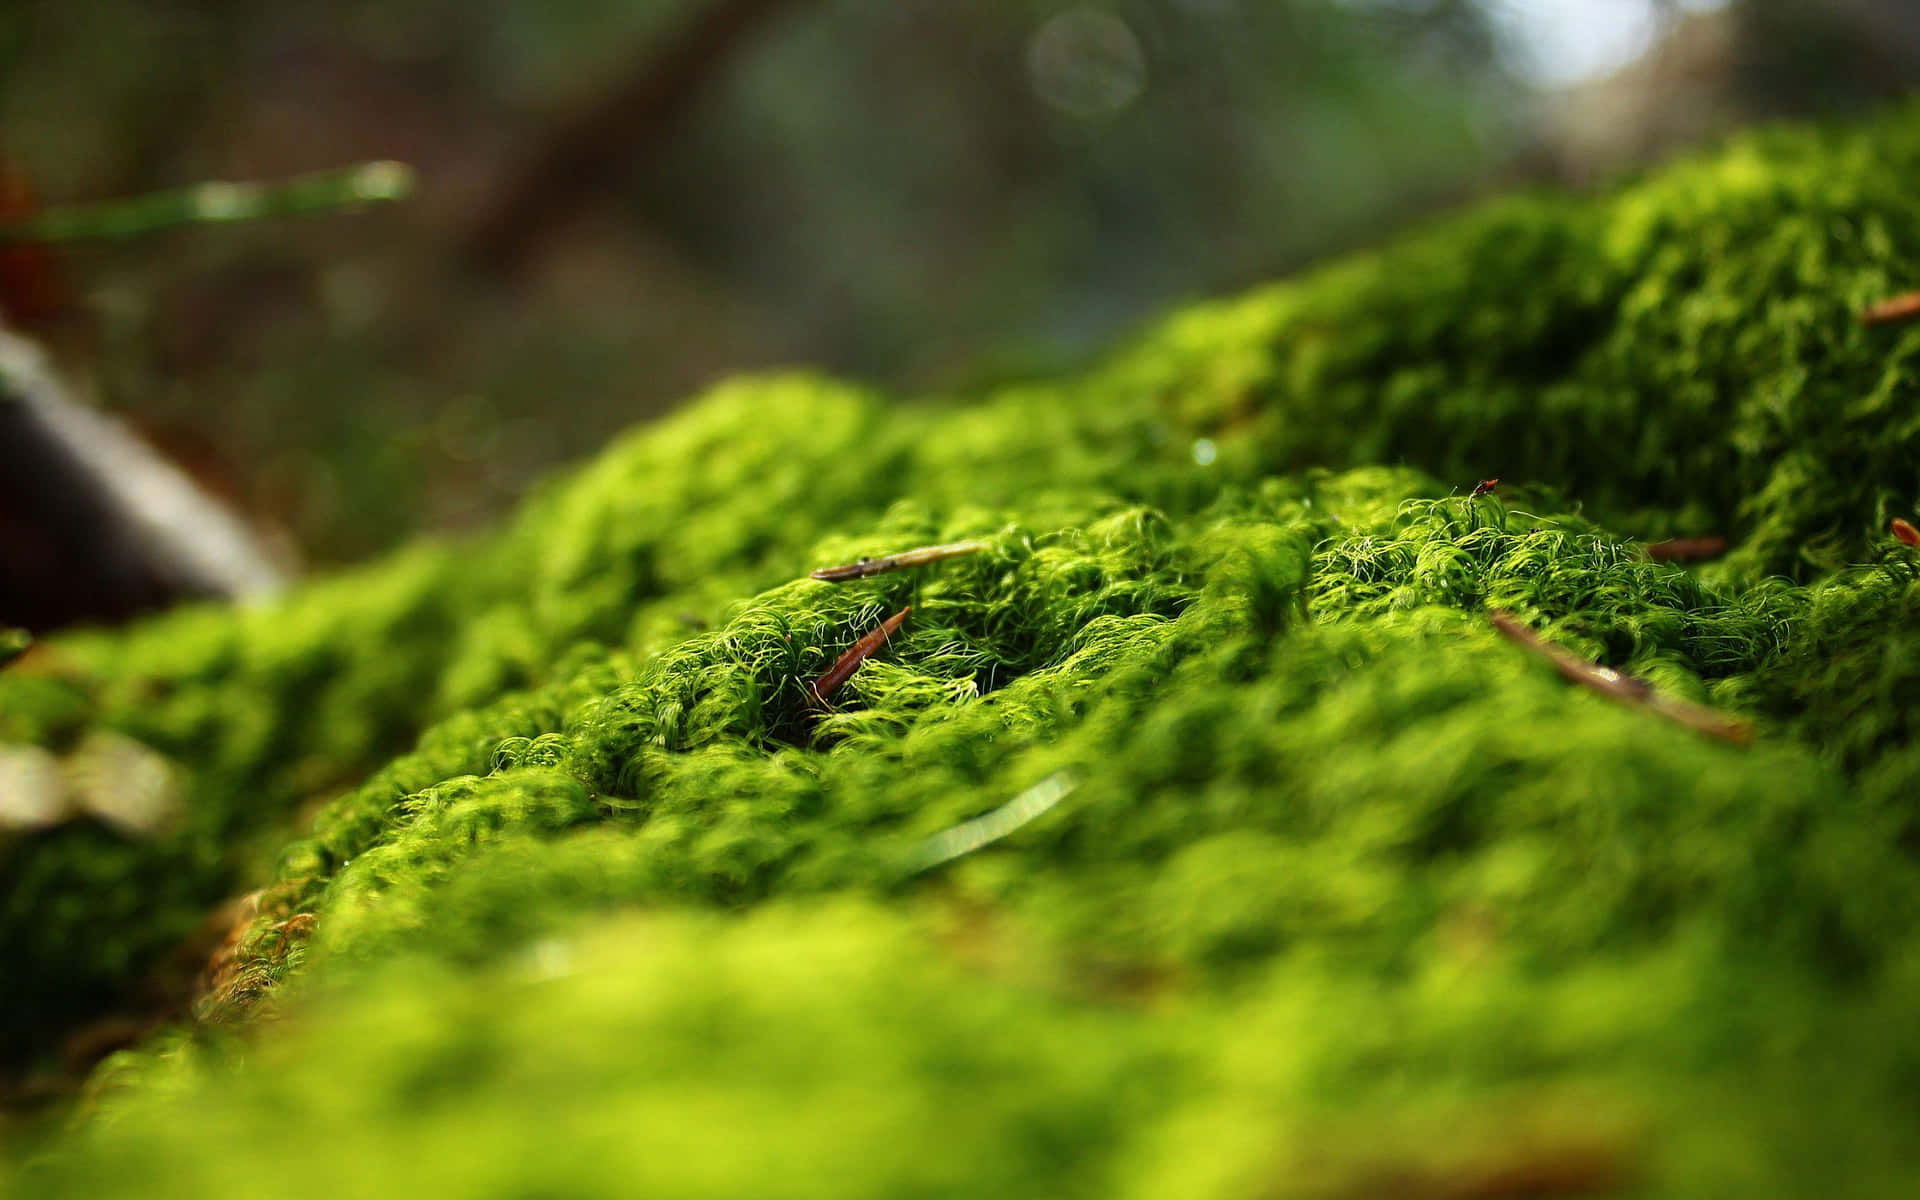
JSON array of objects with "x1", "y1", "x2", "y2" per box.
[
  {"x1": 905, "y1": 771, "x2": 1079, "y2": 874},
  {"x1": 810, "y1": 540, "x2": 988, "y2": 582},
  {"x1": 1861, "y1": 290, "x2": 1920, "y2": 327},
  {"x1": 1488, "y1": 610, "x2": 1751, "y2": 746},
  {"x1": 0, "y1": 162, "x2": 413, "y2": 244},
  {"x1": 810, "y1": 606, "x2": 910, "y2": 705},
  {"x1": 1644, "y1": 535, "x2": 1727, "y2": 563}
]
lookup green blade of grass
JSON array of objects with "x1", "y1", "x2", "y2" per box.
[{"x1": 0, "y1": 161, "x2": 414, "y2": 243}]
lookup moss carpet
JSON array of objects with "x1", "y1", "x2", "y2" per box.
[{"x1": 8, "y1": 105, "x2": 1920, "y2": 1196}]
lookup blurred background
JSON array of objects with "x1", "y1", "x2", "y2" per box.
[{"x1": 2, "y1": 0, "x2": 1918, "y2": 586}]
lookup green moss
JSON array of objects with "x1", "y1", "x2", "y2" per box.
[{"x1": 10, "y1": 106, "x2": 1920, "y2": 1193}]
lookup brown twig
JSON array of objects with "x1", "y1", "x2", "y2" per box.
[
  {"x1": 461, "y1": 0, "x2": 807, "y2": 275},
  {"x1": 810, "y1": 539, "x2": 988, "y2": 582},
  {"x1": 1643, "y1": 535, "x2": 1727, "y2": 563},
  {"x1": 1861, "y1": 291, "x2": 1920, "y2": 327},
  {"x1": 811, "y1": 606, "x2": 910, "y2": 705},
  {"x1": 1892, "y1": 517, "x2": 1920, "y2": 547},
  {"x1": 1488, "y1": 611, "x2": 1751, "y2": 746}
]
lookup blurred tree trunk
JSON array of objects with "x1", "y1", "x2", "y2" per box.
[
  {"x1": 1732, "y1": 0, "x2": 1920, "y2": 117},
  {"x1": 461, "y1": 0, "x2": 807, "y2": 277}
]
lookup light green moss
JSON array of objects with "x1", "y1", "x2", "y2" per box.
[{"x1": 9, "y1": 106, "x2": 1920, "y2": 1194}]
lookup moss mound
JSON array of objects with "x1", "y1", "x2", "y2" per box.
[{"x1": 9, "y1": 106, "x2": 1920, "y2": 1194}]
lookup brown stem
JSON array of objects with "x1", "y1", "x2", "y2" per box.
[
  {"x1": 811, "y1": 606, "x2": 910, "y2": 705},
  {"x1": 1489, "y1": 610, "x2": 1751, "y2": 746},
  {"x1": 810, "y1": 540, "x2": 988, "y2": 582},
  {"x1": 1861, "y1": 290, "x2": 1920, "y2": 327}
]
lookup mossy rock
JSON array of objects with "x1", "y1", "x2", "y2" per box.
[{"x1": 9, "y1": 105, "x2": 1920, "y2": 1195}]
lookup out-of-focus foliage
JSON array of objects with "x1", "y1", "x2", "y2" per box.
[
  {"x1": 7, "y1": 104, "x2": 1920, "y2": 1193},
  {"x1": 0, "y1": 0, "x2": 1514, "y2": 562},
  {"x1": 8, "y1": 2, "x2": 1918, "y2": 570},
  {"x1": 5, "y1": 2, "x2": 1919, "y2": 571}
]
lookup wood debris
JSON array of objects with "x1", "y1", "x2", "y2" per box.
[
  {"x1": 810, "y1": 539, "x2": 988, "y2": 582},
  {"x1": 1489, "y1": 611, "x2": 1751, "y2": 746},
  {"x1": 1861, "y1": 291, "x2": 1920, "y2": 327},
  {"x1": 810, "y1": 606, "x2": 911, "y2": 705}
]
